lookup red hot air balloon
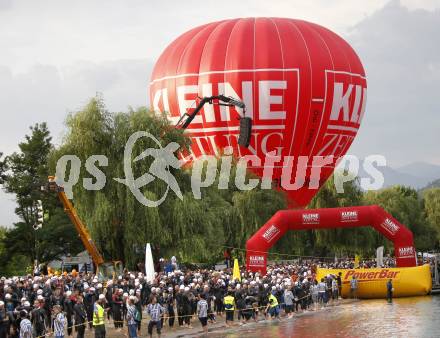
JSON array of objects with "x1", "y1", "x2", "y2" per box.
[{"x1": 149, "y1": 18, "x2": 367, "y2": 207}]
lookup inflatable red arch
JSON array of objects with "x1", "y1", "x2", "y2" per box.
[{"x1": 246, "y1": 205, "x2": 417, "y2": 274}]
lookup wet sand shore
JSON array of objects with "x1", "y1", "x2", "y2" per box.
[{"x1": 76, "y1": 299, "x2": 356, "y2": 337}]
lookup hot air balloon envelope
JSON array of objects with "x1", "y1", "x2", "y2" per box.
[{"x1": 150, "y1": 17, "x2": 367, "y2": 207}]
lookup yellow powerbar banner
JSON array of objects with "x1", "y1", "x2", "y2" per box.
[{"x1": 317, "y1": 264, "x2": 432, "y2": 298}]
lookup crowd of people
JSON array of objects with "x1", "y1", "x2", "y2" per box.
[
  {"x1": 317, "y1": 257, "x2": 397, "y2": 269},
  {"x1": 2, "y1": 254, "x2": 436, "y2": 338},
  {"x1": 0, "y1": 260, "x2": 350, "y2": 338}
]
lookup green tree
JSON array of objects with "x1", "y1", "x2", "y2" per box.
[
  {"x1": 0, "y1": 152, "x2": 7, "y2": 184},
  {"x1": 423, "y1": 188, "x2": 440, "y2": 246},
  {"x1": 0, "y1": 227, "x2": 29, "y2": 276},
  {"x1": 305, "y1": 173, "x2": 373, "y2": 257},
  {"x1": 3, "y1": 123, "x2": 52, "y2": 228},
  {"x1": 0, "y1": 227, "x2": 6, "y2": 261},
  {"x1": 1, "y1": 123, "x2": 82, "y2": 270},
  {"x1": 49, "y1": 97, "x2": 289, "y2": 268},
  {"x1": 49, "y1": 99, "x2": 192, "y2": 267},
  {"x1": 364, "y1": 186, "x2": 436, "y2": 251}
]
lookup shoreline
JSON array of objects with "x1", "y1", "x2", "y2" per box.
[
  {"x1": 71, "y1": 298, "x2": 361, "y2": 337},
  {"x1": 83, "y1": 296, "x2": 439, "y2": 337},
  {"x1": 166, "y1": 299, "x2": 358, "y2": 338}
]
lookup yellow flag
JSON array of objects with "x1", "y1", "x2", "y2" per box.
[
  {"x1": 233, "y1": 258, "x2": 241, "y2": 281},
  {"x1": 354, "y1": 254, "x2": 360, "y2": 268}
]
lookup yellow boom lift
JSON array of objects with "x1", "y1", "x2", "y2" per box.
[{"x1": 42, "y1": 176, "x2": 123, "y2": 280}]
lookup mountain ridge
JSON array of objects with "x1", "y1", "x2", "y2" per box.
[{"x1": 355, "y1": 161, "x2": 440, "y2": 190}]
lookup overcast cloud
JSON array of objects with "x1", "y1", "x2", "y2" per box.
[
  {"x1": 0, "y1": 0, "x2": 439, "y2": 227},
  {"x1": 347, "y1": 0, "x2": 440, "y2": 166}
]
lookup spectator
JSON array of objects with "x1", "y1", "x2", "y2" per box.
[
  {"x1": 223, "y1": 291, "x2": 235, "y2": 327},
  {"x1": 267, "y1": 291, "x2": 280, "y2": 320},
  {"x1": 146, "y1": 296, "x2": 164, "y2": 338},
  {"x1": 386, "y1": 279, "x2": 393, "y2": 303},
  {"x1": 350, "y1": 276, "x2": 358, "y2": 299},
  {"x1": 53, "y1": 305, "x2": 65, "y2": 338},
  {"x1": 93, "y1": 294, "x2": 106, "y2": 338},
  {"x1": 283, "y1": 286, "x2": 294, "y2": 318},
  {"x1": 19, "y1": 310, "x2": 32, "y2": 338},
  {"x1": 197, "y1": 293, "x2": 209, "y2": 335},
  {"x1": 126, "y1": 296, "x2": 138, "y2": 338},
  {"x1": 318, "y1": 279, "x2": 327, "y2": 305}
]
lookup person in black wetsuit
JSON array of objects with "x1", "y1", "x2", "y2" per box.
[
  {"x1": 111, "y1": 288, "x2": 123, "y2": 330},
  {"x1": 0, "y1": 301, "x2": 9, "y2": 338},
  {"x1": 386, "y1": 279, "x2": 393, "y2": 303},
  {"x1": 164, "y1": 288, "x2": 175, "y2": 328},
  {"x1": 175, "y1": 286, "x2": 185, "y2": 328},
  {"x1": 182, "y1": 287, "x2": 192, "y2": 328},
  {"x1": 63, "y1": 290, "x2": 74, "y2": 336},
  {"x1": 73, "y1": 295, "x2": 87, "y2": 338},
  {"x1": 84, "y1": 287, "x2": 97, "y2": 330}
]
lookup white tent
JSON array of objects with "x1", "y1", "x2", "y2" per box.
[{"x1": 145, "y1": 243, "x2": 155, "y2": 283}]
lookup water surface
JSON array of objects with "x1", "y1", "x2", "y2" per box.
[{"x1": 214, "y1": 296, "x2": 440, "y2": 338}]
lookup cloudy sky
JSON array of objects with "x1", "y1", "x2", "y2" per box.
[{"x1": 1, "y1": 0, "x2": 439, "y2": 227}]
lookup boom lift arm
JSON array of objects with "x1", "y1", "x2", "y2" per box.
[
  {"x1": 42, "y1": 176, "x2": 122, "y2": 279},
  {"x1": 43, "y1": 176, "x2": 104, "y2": 266},
  {"x1": 176, "y1": 95, "x2": 252, "y2": 147}
]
